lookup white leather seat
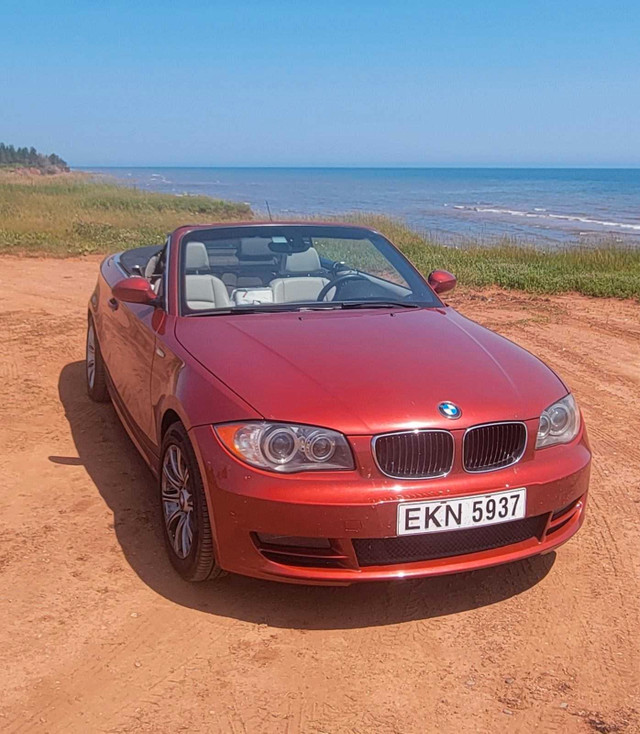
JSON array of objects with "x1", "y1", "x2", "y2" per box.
[
  {"x1": 144, "y1": 253, "x2": 160, "y2": 278},
  {"x1": 185, "y1": 274, "x2": 232, "y2": 310},
  {"x1": 283, "y1": 247, "x2": 323, "y2": 274},
  {"x1": 145, "y1": 253, "x2": 162, "y2": 293},
  {"x1": 271, "y1": 277, "x2": 329, "y2": 303},
  {"x1": 270, "y1": 247, "x2": 329, "y2": 302},
  {"x1": 182, "y1": 241, "x2": 232, "y2": 310},
  {"x1": 184, "y1": 241, "x2": 210, "y2": 273}
]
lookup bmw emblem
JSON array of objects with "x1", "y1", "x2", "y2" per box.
[{"x1": 438, "y1": 401, "x2": 462, "y2": 419}]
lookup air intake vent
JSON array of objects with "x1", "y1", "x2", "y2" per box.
[
  {"x1": 463, "y1": 422, "x2": 527, "y2": 472},
  {"x1": 373, "y1": 430, "x2": 454, "y2": 479},
  {"x1": 353, "y1": 515, "x2": 545, "y2": 566}
]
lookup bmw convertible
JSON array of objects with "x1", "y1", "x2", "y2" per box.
[{"x1": 87, "y1": 222, "x2": 591, "y2": 584}]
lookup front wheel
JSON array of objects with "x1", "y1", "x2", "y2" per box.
[
  {"x1": 86, "y1": 316, "x2": 109, "y2": 402},
  {"x1": 160, "y1": 423, "x2": 224, "y2": 582}
]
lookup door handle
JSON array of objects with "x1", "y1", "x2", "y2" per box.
[{"x1": 108, "y1": 298, "x2": 119, "y2": 311}]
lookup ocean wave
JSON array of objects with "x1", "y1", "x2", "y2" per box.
[{"x1": 452, "y1": 205, "x2": 640, "y2": 231}]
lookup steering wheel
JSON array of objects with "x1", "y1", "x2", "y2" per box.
[{"x1": 318, "y1": 273, "x2": 370, "y2": 302}]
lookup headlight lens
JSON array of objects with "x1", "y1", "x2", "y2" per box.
[
  {"x1": 536, "y1": 394, "x2": 580, "y2": 449},
  {"x1": 214, "y1": 422, "x2": 354, "y2": 472}
]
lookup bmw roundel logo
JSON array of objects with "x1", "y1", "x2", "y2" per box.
[{"x1": 438, "y1": 401, "x2": 462, "y2": 419}]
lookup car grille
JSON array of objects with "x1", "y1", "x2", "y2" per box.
[
  {"x1": 463, "y1": 422, "x2": 527, "y2": 472},
  {"x1": 353, "y1": 515, "x2": 546, "y2": 566},
  {"x1": 373, "y1": 430, "x2": 454, "y2": 478}
]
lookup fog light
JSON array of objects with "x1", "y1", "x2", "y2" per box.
[{"x1": 256, "y1": 533, "x2": 331, "y2": 549}]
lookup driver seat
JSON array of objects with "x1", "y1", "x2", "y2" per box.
[
  {"x1": 271, "y1": 277, "x2": 329, "y2": 303},
  {"x1": 270, "y1": 247, "x2": 329, "y2": 302}
]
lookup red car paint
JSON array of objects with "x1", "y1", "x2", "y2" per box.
[
  {"x1": 90, "y1": 222, "x2": 590, "y2": 585},
  {"x1": 111, "y1": 275, "x2": 157, "y2": 305},
  {"x1": 427, "y1": 268, "x2": 457, "y2": 294}
]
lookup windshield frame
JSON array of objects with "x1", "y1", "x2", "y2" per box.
[{"x1": 176, "y1": 224, "x2": 443, "y2": 317}]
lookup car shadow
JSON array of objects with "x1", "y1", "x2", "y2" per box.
[{"x1": 55, "y1": 360, "x2": 555, "y2": 630}]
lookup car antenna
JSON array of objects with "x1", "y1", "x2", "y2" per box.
[{"x1": 265, "y1": 200, "x2": 273, "y2": 222}]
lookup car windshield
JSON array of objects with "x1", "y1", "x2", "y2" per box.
[{"x1": 179, "y1": 225, "x2": 441, "y2": 314}]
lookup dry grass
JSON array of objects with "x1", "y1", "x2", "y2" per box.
[
  {"x1": 1, "y1": 173, "x2": 638, "y2": 299},
  {"x1": 0, "y1": 172, "x2": 251, "y2": 255}
]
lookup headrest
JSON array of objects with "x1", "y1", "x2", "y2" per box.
[
  {"x1": 185, "y1": 241, "x2": 209, "y2": 270},
  {"x1": 238, "y1": 237, "x2": 275, "y2": 260},
  {"x1": 285, "y1": 247, "x2": 321, "y2": 273}
]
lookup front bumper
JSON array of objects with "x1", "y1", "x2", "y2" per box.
[{"x1": 190, "y1": 424, "x2": 591, "y2": 585}]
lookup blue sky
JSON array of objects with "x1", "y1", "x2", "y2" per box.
[{"x1": 2, "y1": 0, "x2": 639, "y2": 167}]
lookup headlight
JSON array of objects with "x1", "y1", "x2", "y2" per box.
[
  {"x1": 536, "y1": 394, "x2": 580, "y2": 449},
  {"x1": 214, "y1": 422, "x2": 355, "y2": 473}
]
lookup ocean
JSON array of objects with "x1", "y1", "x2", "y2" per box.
[{"x1": 83, "y1": 167, "x2": 640, "y2": 247}]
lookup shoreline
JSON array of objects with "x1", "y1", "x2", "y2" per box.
[
  {"x1": 0, "y1": 171, "x2": 638, "y2": 299},
  {"x1": 79, "y1": 165, "x2": 640, "y2": 248}
]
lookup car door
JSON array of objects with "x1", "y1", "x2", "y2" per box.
[
  {"x1": 106, "y1": 299, "x2": 156, "y2": 439},
  {"x1": 104, "y1": 245, "x2": 168, "y2": 447}
]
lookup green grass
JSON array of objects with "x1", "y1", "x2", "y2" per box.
[
  {"x1": 0, "y1": 172, "x2": 251, "y2": 255},
  {"x1": 333, "y1": 213, "x2": 640, "y2": 300},
  {"x1": 0, "y1": 173, "x2": 638, "y2": 299}
]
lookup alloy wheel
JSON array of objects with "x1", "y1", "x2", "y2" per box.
[
  {"x1": 86, "y1": 321, "x2": 96, "y2": 389},
  {"x1": 161, "y1": 444, "x2": 195, "y2": 559}
]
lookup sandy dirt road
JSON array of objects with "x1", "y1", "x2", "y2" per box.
[{"x1": 0, "y1": 255, "x2": 638, "y2": 734}]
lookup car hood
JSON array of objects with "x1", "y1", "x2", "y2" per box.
[{"x1": 176, "y1": 307, "x2": 567, "y2": 435}]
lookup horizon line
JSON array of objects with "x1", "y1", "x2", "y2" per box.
[{"x1": 74, "y1": 164, "x2": 640, "y2": 170}]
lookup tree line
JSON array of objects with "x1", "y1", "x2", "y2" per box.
[{"x1": 0, "y1": 143, "x2": 69, "y2": 172}]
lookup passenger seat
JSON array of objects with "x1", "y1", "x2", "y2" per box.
[
  {"x1": 184, "y1": 241, "x2": 211, "y2": 274},
  {"x1": 185, "y1": 275, "x2": 231, "y2": 310},
  {"x1": 184, "y1": 242, "x2": 231, "y2": 310}
]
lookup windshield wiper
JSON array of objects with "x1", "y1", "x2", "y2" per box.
[
  {"x1": 188, "y1": 301, "x2": 422, "y2": 317},
  {"x1": 338, "y1": 301, "x2": 422, "y2": 309},
  {"x1": 189, "y1": 303, "x2": 341, "y2": 316}
]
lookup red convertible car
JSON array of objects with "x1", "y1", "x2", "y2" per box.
[{"x1": 87, "y1": 223, "x2": 590, "y2": 584}]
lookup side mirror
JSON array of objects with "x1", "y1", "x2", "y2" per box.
[
  {"x1": 428, "y1": 269, "x2": 457, "y2": 295},
  {"x1": 112, "y1": 277, "x2": 158, "y2": 306}
]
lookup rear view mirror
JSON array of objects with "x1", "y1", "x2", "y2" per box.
[
  {"x1": 112, "y1": 277, "x2": 158, "y2": 306},
  {"x1": 428, "y1": 270, "x2": 457, "y2": 295},
  {"x1": 268, "y1": 236, "x2": 311, "y2": 254}
]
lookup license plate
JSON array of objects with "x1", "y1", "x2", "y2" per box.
[{"x1": 397, "y1": 488, "x2": 527, "y2": 536}]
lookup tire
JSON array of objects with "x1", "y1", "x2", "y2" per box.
[
  {"x1": 86, "y1": 316, "x2": 110, "y2": 403},
  {"x1": 159, "y1": 423, "x2": 224, "y2": 582}
]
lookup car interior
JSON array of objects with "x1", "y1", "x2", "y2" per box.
[
  {"x1": 119, "y1": 228, "x2": 437, "y2": 313},
  {"x1": 182, "y1": 239, "x2": 333, "y2": 309}
]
